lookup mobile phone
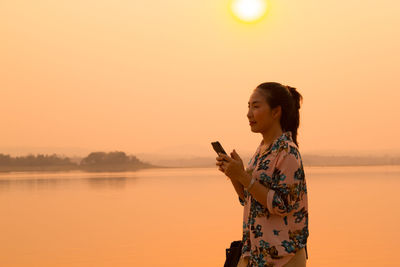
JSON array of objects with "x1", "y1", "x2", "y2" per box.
[{"x1": 211, "y1": 141, "x2": 227, "y2": 155}]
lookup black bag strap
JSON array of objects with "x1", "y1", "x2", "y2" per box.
[
  {"x1": 224, "y1": 240, "x2": 243, "y2": 267},
  {"x1": 305, "y1": 244, "x2": 308, "y2": 260}
]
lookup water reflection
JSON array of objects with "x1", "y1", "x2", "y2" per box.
[
  {"x1": 0, "y1": 166, "x2": 400, "y2": 267},
  {"x1": 0, "y1": 174, "x2": 137, "y2": 191},
  {"x1": 86, "y1": 176, "x2": 134, "y2": 189}
]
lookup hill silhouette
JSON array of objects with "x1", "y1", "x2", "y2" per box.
[{"x1": 0, "y1": 151, "x2": 163, "y2": 172}]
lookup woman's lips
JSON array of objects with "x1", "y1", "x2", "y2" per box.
[{"x1": 249, "y1": 121, "x2": 256, "y2": 125}]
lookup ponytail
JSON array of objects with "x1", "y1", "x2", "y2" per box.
[{"x1": 286, "y1": 86, "x2": 303, "y2": 147}]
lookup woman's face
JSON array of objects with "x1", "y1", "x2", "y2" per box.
[{"x1": 247, "y1": 89, "x2": 281, "y2": 133}]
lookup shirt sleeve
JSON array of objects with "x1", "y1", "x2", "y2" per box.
[{"x1": 266, "y1": 149, "x2": 305, "y2": 216}]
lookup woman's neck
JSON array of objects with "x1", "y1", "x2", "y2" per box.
[{"x1": 261, "y1": 125, "x2": 283, "y2": 150}]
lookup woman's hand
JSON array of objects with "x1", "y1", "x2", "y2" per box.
[{"x1": 215, "y1": 149, "x2": 247, "y2": 182}]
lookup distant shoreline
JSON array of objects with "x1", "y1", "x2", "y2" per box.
[
  {"x1": 0, "y1": 164, "x2": 172, "y2": 173},
  {"x1": 1, "y1": 151, "x2": 400, "y2": 173},
  {"x1": 1, "y1": 163, "x2": 400, "y2": 174},
  {"x1": 0, "y1": 151, "x2": 169, "y2": 173},
  {"x1": 133, "y1": 154, "x2": 400, "y2": 168}
]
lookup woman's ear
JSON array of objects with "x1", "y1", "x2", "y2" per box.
[{"x1": 272, "y1": 105, "x2": 282, "y2": 120}]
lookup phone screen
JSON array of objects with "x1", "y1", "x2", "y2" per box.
[{"x1": 211, "y1": 141, "x2": 227, "y2": 155}]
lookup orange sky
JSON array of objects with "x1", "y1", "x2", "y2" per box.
[{"x1": 1, "y1": 0, "x2": 399, "y2": 158}]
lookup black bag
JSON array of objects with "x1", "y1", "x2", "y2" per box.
[{"x1": 224, "y1": 240, "x2": 243, "y2": 267}]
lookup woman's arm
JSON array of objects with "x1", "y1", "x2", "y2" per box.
[
  {"x1": 238, "y1": 150, "x2": 304, "y2": 216},
  {"x1": 238, "y1": 171, "x2": 270, "y2": 208},
  {"x1": 217, "y1": 150, "x2": 267, "y2": 206},
  {"x1": 230, "y1": 176, "x2": 245, "y2": 204}
]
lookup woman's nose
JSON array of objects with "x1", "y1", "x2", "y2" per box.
[{"x1": 247, "y1": 110, "x2": 252, "y2": 118}]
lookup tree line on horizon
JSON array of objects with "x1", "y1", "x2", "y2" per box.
[{"x1": 0, "y1": 151, "x2": 157, "y2": 172}]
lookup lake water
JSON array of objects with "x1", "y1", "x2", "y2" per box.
[{"x1": 1, "y1": 165, "x2": 400, "y2": 267}]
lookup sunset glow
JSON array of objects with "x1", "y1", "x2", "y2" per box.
[{"x1": 230, "y1": 0, "x2": 268, "y2": 23}]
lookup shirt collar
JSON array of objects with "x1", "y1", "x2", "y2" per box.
[{"x1": 258, "y1": 131, "x2": 293, "y2": 155}]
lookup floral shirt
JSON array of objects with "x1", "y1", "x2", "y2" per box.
[{"x1": 239, "y1": 131, "x2": 309, "y2": 267}]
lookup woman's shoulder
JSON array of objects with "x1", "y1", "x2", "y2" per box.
[
  {"x1": 285, "y1": 141, "x2": 301, "y2": 160},
  {"x1": 275, "y1": 133, "x2": 302, "y2": 163},
  {"x1": 273, "y1": 132, "x2": 298, "y2": 153}
]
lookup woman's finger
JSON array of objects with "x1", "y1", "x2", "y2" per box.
[
  {"x1": 218, "y1": 153, "x2": 231, "y2": 162},
  {"x1": 220, "y1": 161, "x2": 225, "y2": 170}
]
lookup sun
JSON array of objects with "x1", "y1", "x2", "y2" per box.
[{"x1": 229, "y1": 0, "x2": 269, "y2": 23}]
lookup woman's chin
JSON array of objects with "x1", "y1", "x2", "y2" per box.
[{"x1": 250, "y1": 126, "x2": 259, "y2": 132}]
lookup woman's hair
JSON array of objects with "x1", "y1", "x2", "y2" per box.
[{"x1": 255, "y1": 82, "x2": 303, "y2": 147}]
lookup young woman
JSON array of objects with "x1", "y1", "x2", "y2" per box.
[{"x1": 216, "y1": 82, "x2": 309, "y2": 267}]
